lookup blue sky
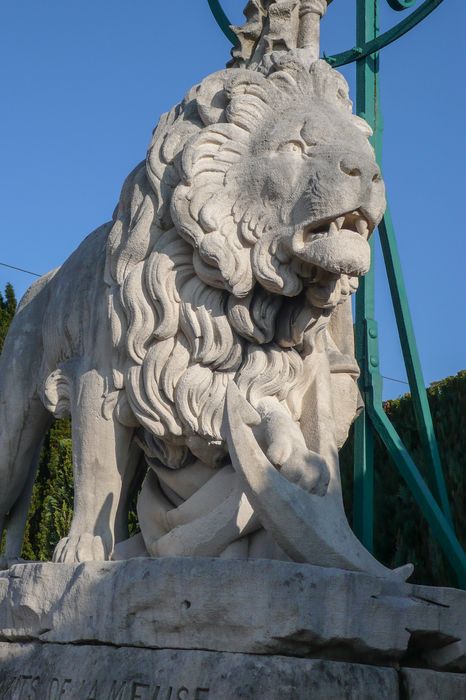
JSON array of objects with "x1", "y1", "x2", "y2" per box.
[{"x1": 1, "y1": 1, "x2": 464, "y2": 398}]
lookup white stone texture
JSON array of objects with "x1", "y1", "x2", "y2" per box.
[
  {"x1": 400, "y1": 668, "x2": 466, "y2": 700},
  {"x1": 0, "y1": 1, "x2": 395, "y2": 578},
  {"x1": 0, "y1": 644, "x2": 401, "y2": 700},
  {"x1": 0, "y1": 560, "x2": 464, "y2": 671},
  {"x1": 231, "y1": 1, "x2": 333, "y2": 68},
  {"x1": 0, "y1": 55, "x2": 392, "y2": 576}
]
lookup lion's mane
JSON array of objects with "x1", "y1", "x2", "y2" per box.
[{"x1": 104, "y1": 58, "x2": 356, "y2": 468}]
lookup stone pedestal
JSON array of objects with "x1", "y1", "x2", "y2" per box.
[{"x1": 0, "y1": 559, "x2": 465, "y2": 698}]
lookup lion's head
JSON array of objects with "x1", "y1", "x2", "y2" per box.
[
  {"x1": 172, "y1": 56, "x2": 384, "y2": 304},
  {"x1": 105, "y1": 57, "x2": 385, "y2": 469}
]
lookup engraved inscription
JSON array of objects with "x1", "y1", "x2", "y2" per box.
[{"x1": 0, "y1": 676, "x2": 210, "y2": 700}]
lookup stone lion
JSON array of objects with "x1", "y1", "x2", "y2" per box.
[{"x1": 1, "y1": 48, "x2": 411, "y2": 578}]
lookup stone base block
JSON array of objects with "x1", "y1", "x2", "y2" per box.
[
  {"x1": 1, "y1": 644, "x2": 465, "y2": 700},
  {"x1": 1, "y1": 558, "x2": 465, "y2": 670},
  {"x1": 0, "y1": 644, "x2": 402, "y2": 700},
  {"x1": 400, "y1": 667, "x2": 466, "y2": 700},
  {"x1": 0, "y1": 559, "x2": 465, "y2": 699}
]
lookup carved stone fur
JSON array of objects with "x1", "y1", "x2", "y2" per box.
[
  {"x1": 0, "y1": 54, "x2": 385, "y2": 564},
  {"x1": 102, "y1": 58, "x2": 382, "y2": 472}
]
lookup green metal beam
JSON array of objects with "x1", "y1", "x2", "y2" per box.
[
  {"x1": 353, "y1": 0, "x2": 380, "y2": 551},
  {"x1": 360, "y1": 287, "x2": 463, "y2": 585},
  {"x1": 352, "y1": 0, "x2": 461, "y2": 585},
  {"x1": 353, "y1": 398, "x2": 375, "y2": 550},
  {"x1": 378, "y1": 209, "x2": 453, "y2": 523}
]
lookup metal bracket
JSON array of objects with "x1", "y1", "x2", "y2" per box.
[{"x1": 207, "y1": 0, "x2": 444, "y2": 68}]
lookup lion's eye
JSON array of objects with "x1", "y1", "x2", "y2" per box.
[{"x1": 279, "y1": 140, "x2": 305, "y2": 155}]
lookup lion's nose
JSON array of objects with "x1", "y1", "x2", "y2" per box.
[{"x1": 339, "y1": 155, "x2": 381, "y2": 188}]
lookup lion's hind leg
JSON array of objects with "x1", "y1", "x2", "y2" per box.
[
  {"x1": 0, "y1": 332, "x2": 51, "y2": 564},
  {"x1": 0, "y1": 427, "x2": 48, "y2": 567},
  {"x1": 0, "y1": 398, "x2": 50, "y2": 565}
]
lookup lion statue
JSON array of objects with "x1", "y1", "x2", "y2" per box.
[{"x1": 0, "y1": 7, "x2": 412, "y2": 579}]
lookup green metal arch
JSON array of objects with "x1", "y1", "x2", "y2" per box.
[
  {"x1": 207, "y1": 0, "x2": 237, "y2": 45},
  {"x1": 387, "y1": 0, "x2": 417, "y2": 10},
  {"x1": 207, "y1": 0, "x2": 444, "y2": 67},
  {"x1": 328, "y1": 0, "x2": 444, "y2": 67}
]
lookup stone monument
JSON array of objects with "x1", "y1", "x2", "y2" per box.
[{"x1": 0, "y1": 1, "x2": 464, "y2": 697}]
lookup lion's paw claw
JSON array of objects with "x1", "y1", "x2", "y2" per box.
[
  {"x1": 53, "y1": 533, "x2": 107, "y2": 563},
  {"x1": 280, "y1": 450, "x2": 330, "y2": 496}
]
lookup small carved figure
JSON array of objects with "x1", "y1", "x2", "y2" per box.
[{"x1": 0, "y1": 1, "x2": 411, "y2": 579}]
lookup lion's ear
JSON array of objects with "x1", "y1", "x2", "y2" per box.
[
  {"x1": 308, "y1": 60, "x2": 353, "y2": 113},
  {"x1": 179, "y1": 123, "x2": 247, "y2": 186},
  {"x1": 194, "y1": 69, "x2": 274, "y2": 132},
  {"x1": 195, "y1": 70, "x2": 230, "y2": 126},
  {"x1": 225, "y1": 71, "x2": 274, "y2": 133}
]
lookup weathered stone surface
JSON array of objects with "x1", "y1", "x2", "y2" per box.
[
  {"x1": 0, "y1": 643, "x2": 399, "y2": 700},
  {"x1": 0, "y1": 0, "x2": 394, "y2": 581},
  {"x1": 400, "y1": 667, "x2": 466, "y2": 700},
  {"x1": 0, "y1": 559, "x2": 464, "y2": 670}
]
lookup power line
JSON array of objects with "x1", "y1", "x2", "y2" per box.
[
  {"x1": 381, "y1": 375, "x2": 409, "y2": 385},
  {"x1": 0, "y1": 261, "x2": 41, "y2": 277}
]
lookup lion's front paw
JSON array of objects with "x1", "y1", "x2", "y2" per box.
[
  {"x1": 256, "y1": 400, "x2": 330, "y2": 496},
  {"x1": 0, "y1": 556, "x2": 26, "y2": 571},
  {"x1": 53, "y1": 533, "x2": 107, "y2": 563},
  {"x1": 280, "y1": 450, "x2": 330, "y2": 496},
  {"x1": 265, "y1": 434, "x2": 294, "y2": 467}
]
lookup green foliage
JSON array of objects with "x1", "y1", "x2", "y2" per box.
[
  {"x1": 22, "y1": 419, "x2": 74, "y2": 561},
  {"x1": 0, "y1": 284, "x2": 17, "y2": 554},
  {"x1": 0, "y1": 283, "x2": 17, "y2": 353},
  {"x1": 340, "y1": 371, "x2": 466, "y2": 587}
]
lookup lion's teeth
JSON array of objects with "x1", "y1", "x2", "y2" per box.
[
  {"x1": 349, "y1": 276, "x2": 359, "y2": 292},
  {"x1": 355, "y1": 217, "x2": 369, "y2": 238},
  {"x1": 328, "y1": 220, "x2": 339, "y2": 236},
  {"x1": 336, "y1": 216, "x2": 345, "y2": 230}
]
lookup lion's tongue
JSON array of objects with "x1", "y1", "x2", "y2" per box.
[{"x1": 295, "y1": 230, "x2": 370, "y2": 276}]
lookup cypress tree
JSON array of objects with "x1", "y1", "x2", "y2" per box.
[
  {"x1": 0, "y1": 284, "x2": 18, "y2": 552},
  {"x1": 0, "y1": 282, "x2": 17, "y2": 353},
  {"x1": 22, "y1": 419, "x2": 73, "y2": 560}
]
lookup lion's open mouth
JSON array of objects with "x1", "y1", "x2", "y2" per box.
[
  {"x1": 291, "y1": 210, "x2": 371, "y2": 277},
  {"x1": 303, "y1": 211, "x2": 370, "y2": 241}
]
